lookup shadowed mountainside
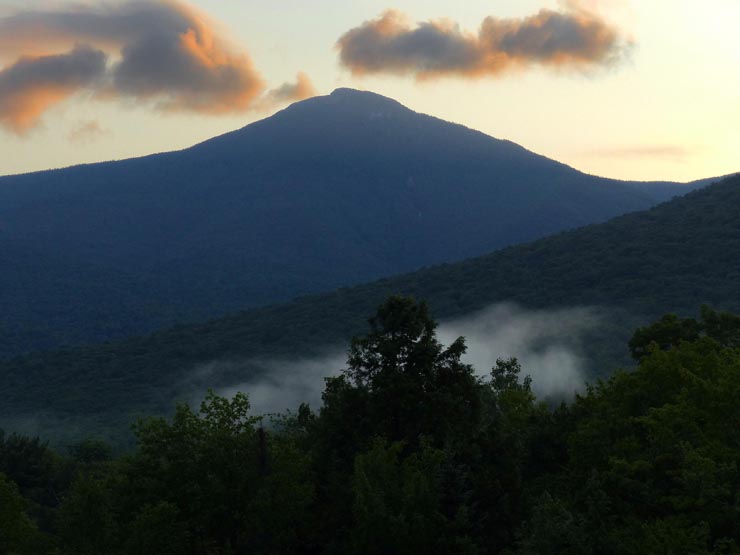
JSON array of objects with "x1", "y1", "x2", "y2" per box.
[
  {"x1": 0, "y1": 88, "x2": 711, "y2": 359},
  {"x1": 1, "y1": 174, "x2": 738, "y2": 444}
]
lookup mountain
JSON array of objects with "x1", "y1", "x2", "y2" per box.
[
  {"x1": 0, "y1": 88, "x2": 710, "y2": 359},
  {"x1": 1, "y1": 174, "x2": 737, "y2": 444}
]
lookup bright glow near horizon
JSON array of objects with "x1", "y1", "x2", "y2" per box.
[{"x1": 0, "y1": 0, "x2": 737, "y2": 182}]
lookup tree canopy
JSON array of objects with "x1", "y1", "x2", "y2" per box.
[{"x1": 2, "y1": 297, "x2": 739, "y2": 554}]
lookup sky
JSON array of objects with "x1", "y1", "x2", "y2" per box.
[{"x1": 0, "y1": 0, "x2": 737, "y2": 182}]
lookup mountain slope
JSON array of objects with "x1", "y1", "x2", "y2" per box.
[
  {"x1": 0, "y1": 88, "x2": 707, "y2": 359},
  {"x1": 1, "y1": 174, "x2": 738, "y2": 443}
]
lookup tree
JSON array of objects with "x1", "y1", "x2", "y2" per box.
[
  {"x1": 629, "y1": 305, "x2": 740, "y2": 361},
  {"x1": 125, "y1": 391, "x2": 313, "y2": 554},
  {"x1": 67, "y1": 439, "x2": 112, "y2": 466},
  {"x1": 313, "y1": 297, "x2": 484, "y2": 552},
  {"x1": 124, "y1": 502, "x2": 189, "y2": 555},
  {"x1": 565, "y1": 328, "x2": 740, "y2": 552},
  {"x1": 628, "y1": 313, "x2": 701, "y2": 361},
  {"x1": 350, "y1": 439, "x2": 477, "y2": 555},
  {"x1": 55, "y1": 473, "x2": 118, "y2": 555},
  {"x1": 0, "y1": 430, "x2": 69, "y2": 534},
  {"x1": 0, "y1": 472, "x2": 49, "y2": 555},
  {"x1": 700, "y1": 305, "x2": 740, "y2": 348},
  {"x1": 321, "y1": 296, "x2": 482, "y2": 449}
]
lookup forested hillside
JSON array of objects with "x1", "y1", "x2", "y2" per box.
[
  {"x1": 0, "y1": 174, "x2": 738, "y2": 443},
  {"x1": 2, "y1": 299, "x2": 740, "y2": 554},
  {"x1": 0, "y1": 88, "x2": 708, "y2": 359}
]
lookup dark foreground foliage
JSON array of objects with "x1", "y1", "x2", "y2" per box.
[{"x1": 2, "y1": 297, "x2": 740, "y2": 554}]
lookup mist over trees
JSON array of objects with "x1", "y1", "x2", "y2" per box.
[
  {"x1": 2, "y1": 297, "x2": 739, "y2": 554},
  {"x1": 2, "y1": 173, "x2": 739, "y2": 445}
]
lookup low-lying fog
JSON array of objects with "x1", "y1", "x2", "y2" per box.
[{"x1": 189, "y1": 303, "x2": 605, "y2": 415}]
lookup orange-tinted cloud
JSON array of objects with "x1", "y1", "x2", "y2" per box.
[
  {"x1": 0, "y1": 46, "x2": 107, "y2": 135},
  {"x1": 249, "y1": 72, "x2": 318, "y2": 113},
  {"x1": 264, "y1": 72, "x2": 318, "y2": 104},
  {"x1": 106, "y1": 2, "x2": 265, "y2": 113},
  {"x1": 0, "y1": 1, "x2": 272, "y2": 132},
  {"x1": 337, "y1": 6, "x2": 630, "y2": 79}
]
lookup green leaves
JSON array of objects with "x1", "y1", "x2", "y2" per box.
[
  {"x1": 554, "y1": 331, "x2": 740, "y2": 554},
  {"x1": 629, "y1": 305, "x2": 740, "y2": 361},
  {"x1": 351, "y1": 439, "x2": 474, "y2": 555},
  {"x1": 4, "y1": 302, "x2": 740, "y2": 554},
  {"x1": 0, "y1": 473, "x2": 48, "y2": 555},
  {"x1": 333, "y1": 296, "x2": 481, "y2": 447},
  {"x1": 56, "y1": 473, "x2": 118, "y2": 555},
  {"x1": 125, "y1": 391, "x2": 315, "y2": 554}
]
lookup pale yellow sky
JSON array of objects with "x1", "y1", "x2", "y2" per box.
[{"x1": 0, "y1": 0, "x2": 737, "y2": 182}]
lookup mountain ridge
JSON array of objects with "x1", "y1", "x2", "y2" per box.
[
  {"x1": 0, "y1": 88, "x2": 720, "y2": 359},
  {"x1": 1, "y1": 173, "x2": 739, "y2": 443}
]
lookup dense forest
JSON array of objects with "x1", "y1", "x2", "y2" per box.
[
  {"x1": 2, "y1": 297, "x2": 740, "y2": 554},
  {"x1": 1, "y1": 174, "x2": 738, "y2": 444}
]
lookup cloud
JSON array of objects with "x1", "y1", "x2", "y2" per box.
[
  {"x1": 186, "y1": 303, "x2": 605, "y2": 417},
  {"x1": 250, "y1": 71, "x2": 318, "y2": 112},
  {"x1": 108, "y1": 5, "x2": 265, "y2": 113},
  {"x1": 185, "y1": 350, "x2": 346, "y2": 416},
  {"x1": 0, "y1": 46, "x2": 107, "y2": 135},
  {"x1": 437, "y1": 303, "x2": 604, "y2": 399},
  {"x1": 68, "y1": 120, "x2": 108, "y2": 144},
  {"x1": 337, "y1": 5, "x2": 630, "y2": 79},
  {"x1": 0, "y1": 1, "x2": 314, "y2": 132},
  {"x1": 264, "y1": 72, "x2": 318, "y2": 104}
]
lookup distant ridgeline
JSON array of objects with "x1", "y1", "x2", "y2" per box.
[
  {"x1": 0, "y1": 88, "x2": 713, "y2": 360},
  {"x1": 0, "y1": 174, "x2": 738, "y2": 444}
]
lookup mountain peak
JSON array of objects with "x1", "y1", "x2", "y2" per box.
[
  {"x1": 329, "y1": 87, "x2": 394, "y2": 100},
  {"x1": 0, "y1": 81, "x2": 716, "y2": 369},
  {"x1": 313, "y1": 87, "x2": 409, "y2": 114},
  {"x1": 329, "y1": 87, "x2": 364, "y2": 96}
]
